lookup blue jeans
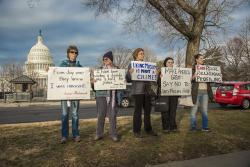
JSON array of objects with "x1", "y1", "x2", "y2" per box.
[
  {"x1": 61, "y1": 100, "x2": 80, "y2": 138},
  {"x1": 190, "y1": 92, "x2": 208, "y2": 129}
]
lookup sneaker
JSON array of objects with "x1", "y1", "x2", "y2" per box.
[
  {"x1": 162, "y1": 129, "x2": 170, "y2": 133},
  {"x1": 111, "y1": 136, "x2": 119, "y2": 142},
  {"x1": 134, "y1": 132, "x2": 143, "y2": 138},
  {"x1": 202, "y1": 128, "x2": 211, "y2": 132},
  {"x1": 190, "y1": 127, "x2": 197, "y2": 132},
  {"x1": 60, "y1": 137, "x2": 67, "y2": 144},
  {"x1": 146, "y1": 131, "x2": 158, "y2": 136},
  {"x1": 94, "y1": 136, "x2": 103, "y2": 141},
  {"x1": 73, "y1": 136, "x2": 81, "y2": 142}
]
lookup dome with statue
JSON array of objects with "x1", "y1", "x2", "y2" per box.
[{"x1": 24, "y1": 30, "x2": 54, "y2": 92}]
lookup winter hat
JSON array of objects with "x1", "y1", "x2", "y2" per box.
[{"x1": 103, "y1": 51, "x2": 113, "y2": 62}]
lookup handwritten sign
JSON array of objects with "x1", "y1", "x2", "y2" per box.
[
  {"x1": 131, "y1": 61, "x2": 157, "y2": 81},
  {"x1": 196, "y1": 65, "x2": 222, "y2": 82},
  {"x1": 47, "y1": 67, "x2": 91, "y2": 100},
  {"x1": 161, "y1": 67, "x2": 192, "y2": 96},
  {"x1": 94, "y1": 69, "x2": 126, "y2": 90}
]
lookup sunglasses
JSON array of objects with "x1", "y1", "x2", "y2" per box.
[{"x1": 69, "y1": 51, "x2": 78, "y2": 54}]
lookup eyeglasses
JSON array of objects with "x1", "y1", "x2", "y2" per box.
[{"x1": 69, "y1": 51, "x2": 78, "y2": 54}]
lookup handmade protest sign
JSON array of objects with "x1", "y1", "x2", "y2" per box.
[
  {"x1": 93, "y1": 69, "x2": 126, "y2": 90},
  {"x1": 47, "y1": 67, "x2": 91, "y2": 100},
  {"x1": 130, "y1": 61, "x2": 157, "y2": 81},
  {"x1": 195, "y1": 65, "x2": 222, "y2": 82},
  {"x1": 161, "y1": 67, "x2": 192, "y2": 96}
]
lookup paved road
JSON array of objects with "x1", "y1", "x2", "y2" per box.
[
  {"x1": 0, "y1": 104, "x2": 136, "y2": 124},
  {"x1": 0, "y1": 102, "x2": 236, "y2": 124}
]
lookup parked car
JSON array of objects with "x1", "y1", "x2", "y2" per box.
[
  {"x1": 117, "y1": 83, "x2": 134, "y2": 108},
  {"x1": 215, "y1": 82, "x2": 250, "y2": 109}
]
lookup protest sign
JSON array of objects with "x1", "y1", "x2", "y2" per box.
[
  {"x1": 195, "y1": 65, "x2": 222, "y2": 82},
  {"x1": 94, "y1": 69, "x2": 126, "y2": 90},
  {"x1": 161, "y1": 67, "x2": 192, "y2": 96},
  {"x1": 47, "y1": 67, "x2": 91, "y2": 100},
  {"x1": 130, "y1": 61, "x2": 157, "y2": 81}
]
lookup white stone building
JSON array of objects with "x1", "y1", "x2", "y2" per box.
[{"x1": 24, "y1": 30, "x2": 54, "y2": 96}]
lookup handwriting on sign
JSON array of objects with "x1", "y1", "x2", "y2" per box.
[
  {"x1": 47, "y1": 67, "x2": 91, "y2": 100},
  {"x1": 161, "y1": 67, "x2": 192, "y2": 96},
  {"x1": 196, "y1": 65, "x2": 222, "y2": 83},
  {"x1": 131, "y1": 61, "x2": 157, "y2": 81},
  {"x1": 94, "y1": 69, "x2": 126, "y2": 90}
]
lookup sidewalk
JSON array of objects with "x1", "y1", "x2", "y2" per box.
[
  {"x1": 0, "y1": 100, "x2": 96, "y2": 107},
  {"x1": 147, "y1": 150, "x2": 250, "y2": 167}
]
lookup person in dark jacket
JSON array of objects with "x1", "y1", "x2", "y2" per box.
[
  {"x1": 190, "y1": 53, "x2": 214, "y2": 132},
  {"x1": 93, "y1": 51, "x2": 119, "y2": 142},
  {"x1": 157, "y1": 57, "x2": 179, "y2": 133},
  {"x1": 126, "y1": 48, "x2": 157, "y2": 138},
  {"x1": 60, "y1": 45, "x2": 82, "y2": 144}
]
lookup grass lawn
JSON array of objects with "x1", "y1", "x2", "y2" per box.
[{"x1": 0, "y1": 108, "x2": 250, "y2": 167}]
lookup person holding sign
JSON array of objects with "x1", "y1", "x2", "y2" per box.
[
  {"x1": 157, "y1": 57, "x2": 179, "y2": 133},
  {"x1": 190, "y1": 54, "x2": 214, "y2": 132},
  {"x1": 93, "y1": 51, "x2": 119, "y2": 142},
  {"x1": 126, "y1": 48, "x2": 157, "y2": 138},
  {"x1": 59, "y1": 45, "x2": 82, "y2": 144}
]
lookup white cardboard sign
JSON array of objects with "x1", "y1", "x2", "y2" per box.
[
  {"x1": 94, "y1": 69, "x2": 126, "y2": 90},
  {"x1": 161, "y1": 67, "x2": 192, "y2": 96},
  {"x1": 47, "y1": 67, "x2": 91, "y2": 100},
  {"x1": 130, "y1": 61, "x2": 157, "y2": 81},
  {"x1": 195, "y1": 65, "x2": 222, "y2": 83}
]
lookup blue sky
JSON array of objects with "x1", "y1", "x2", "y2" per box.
[{"x1": 0, "y1": 0, "x2": 249, "y2": 67}]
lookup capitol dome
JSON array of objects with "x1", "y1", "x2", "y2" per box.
[{"x1": 25, "y1": 30, "x2": 54, "y2": 91}]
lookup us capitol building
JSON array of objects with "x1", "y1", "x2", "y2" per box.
[{"x1": 24, "y1": 30, "x2": 54, "y2": 97}]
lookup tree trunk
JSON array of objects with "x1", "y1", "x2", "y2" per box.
[{"x1": 185, "y1": 35, "x2": 201, "y2": 67}]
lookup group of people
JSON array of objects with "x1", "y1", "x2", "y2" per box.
[{"x1": 59, "y1": 45, "x2": 214, "y2": 144}]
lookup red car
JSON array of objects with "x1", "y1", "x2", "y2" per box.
[{"x1": 215, "y1": 82, "x2": 250, "y2": 109}]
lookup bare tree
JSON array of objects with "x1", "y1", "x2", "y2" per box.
[
  {"x1": 239, "y1": 17, "x2": 250, "y2": 81},
  {"x1": 84, "y1": 0, "x2": 244, "y2": 67},
  {"x1": 0, "y1": 63, "x2": 24, "y2": 93},
  {"x1": 222, "y1": 37, "x2": 245, "y2": 81}
]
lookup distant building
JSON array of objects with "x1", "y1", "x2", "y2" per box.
[{"x1": 24, "y1": 30, "x2": 54, "y2": 97}]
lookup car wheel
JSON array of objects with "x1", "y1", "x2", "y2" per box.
[
  {"x1": 219, "y1": 103, "x2": 227, "y2": 107},
  {"x1": 242, "y1": 99, "x2": 250, "y2": 109},
  {"x1": 121, "y1": 98, "x2": 129, "y2": 108}
]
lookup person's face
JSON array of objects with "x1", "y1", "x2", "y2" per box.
[
  {"x1": 136, "y1": 51, "x2": 144, "y2": 61},
  {"x1": 68, "y1": 50, "x2": 78, "y2": 61},
  {"x1": 165, "y1": 59, "x2": 174, "y2": 67},
  {"x1": 196, "y1": 55, "x2": 204, "y2": 65},
  {"x1": 103, "y1": 57, "x2": 112, "y2": 66}
]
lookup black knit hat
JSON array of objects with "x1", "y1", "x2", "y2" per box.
[{"x1": 103, "y1": 51, "x2": 113, "y2": 62}]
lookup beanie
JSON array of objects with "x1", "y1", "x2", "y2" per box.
[{"x1": 103, "y1": 51, "x2": 113, "y2": 62}]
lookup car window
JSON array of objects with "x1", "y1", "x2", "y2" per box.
[
  {"x1": 241, "y1": 84, "x2": 250, "y2": 90},
  {"x1": 219, "y1": 84, "x2": 234, "y2": 91}
]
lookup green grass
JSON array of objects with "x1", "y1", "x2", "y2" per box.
[{"x1": 0, "y1": 108, "x2": 250, "y2": 167}]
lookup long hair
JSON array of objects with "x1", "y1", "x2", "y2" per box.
[
  {"x1": 193, "y1": 53, "x2": 203, "y2": 65},
  {"x1": 132, "y1": 48, "x2": 144, "y2": 60}
]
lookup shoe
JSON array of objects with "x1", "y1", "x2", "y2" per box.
[
  {"x1": 202, "y1": 128, "x2": 211, "y2": 132},
  {"x1": 162, "y1": 129, "x2": 170, "y2": 133},
  {"x1": 170, "y1": 128, "x2": 178, "y2": 133},
  {"x1": 190, "y1": 127, "x2": 197, "y2": 132},
  {"x1": 60, "y1": 137, "x2": 67, "y2": 144},
  {"x1": 146, "y1": 131, "x2": 158, "y2": 136},
  {"x1": 134, "y1": 132, "x2": 143, "y2": 138},
  {"x1": 73, "y1": 136, "x2": 81, "y2": 142},
  {"x1": 94, "y1": 136, "x2": 103, "y2": 141},
  {"x1": 111, "y1": 136, "x2": 119, "y2": 142}
]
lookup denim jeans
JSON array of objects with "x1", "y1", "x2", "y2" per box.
[
  {"x1": 61, "y1": 100, "x2": 79, "y2": 138},
  {"x1": 190, "y1": 92, "x2": 208, "y2": 129}
]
